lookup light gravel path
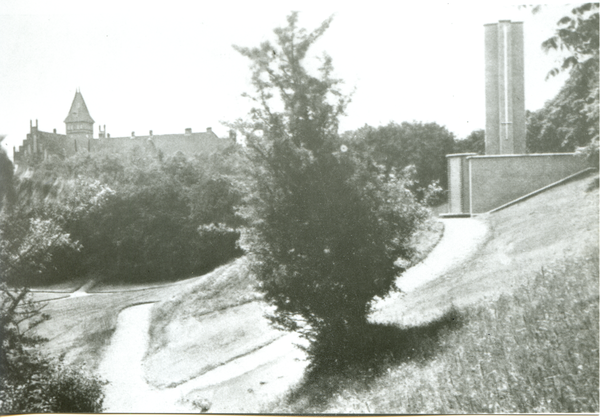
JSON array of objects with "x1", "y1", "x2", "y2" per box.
[
  {"x1": 371, "y1": 217, "x2": 489, "y2": 318},
  {"x1": 98, "y1": 303, "x2": 307, "y2": 413},
  {"x1": 98, "y1": 303, "x2": 177, "y2": 413},
  {"x1": 397, "y1": 217, "x2": 488, "y2": 292},
  {"x1": 98, "y1": 217, "x2": 488, "y2": 413}
]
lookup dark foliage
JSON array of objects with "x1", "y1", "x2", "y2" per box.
[
  {"x1": 282, "y1": 307, "x2": 464, "y2": 412},
  {"x1": 233, "y1": 12, "x2": 428, "y2": 363},
  {"x1": 454, "y1": 129, "x2": 485, "y2": 155},
  {"x1": 343, "y1": 122, "x2": 456, "y2": 200},
  {"x1": 0, "y1": 147, "x2": 16, "y2": 212},
  {"x1": 542, "y1": 3, "x2": 599, "y2": 79},
  {"x1": 527, "y1": 4, "x2": 599, "y2": 153},
  {"x1": 4, "y1": 146, "x2": 242, "y2": 286},
  {"x1": 0, "y1": 284, "x2": 104, "y2": 413},
  {"x1": 526, "y1": 61, "x2": 599, "y2": 152},
  {"x1": 0, "y1": 207, "x2": 82, "y2": 286}
]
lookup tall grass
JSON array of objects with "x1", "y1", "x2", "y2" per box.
[{"x1": 274, "y1": 251, "x2": 599, "y2": 414}]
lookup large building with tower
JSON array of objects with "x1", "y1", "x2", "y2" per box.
[{"x1": 13, "y1": 90, "x2": 234, "y2": 166}]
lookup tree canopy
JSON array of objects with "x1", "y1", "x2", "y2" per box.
[
  {"x1": 2, "y1": 146, "x2": 242, "y2": 287},
  {"x1": 342, "y1": 121, "x2": 456, "y2": 200},
  {"x1": 232, "y1": 12, "x2": 349, "y2": 152},
  {"x1": 527, "y1": 4, "x2": 599, "y2": 153}
]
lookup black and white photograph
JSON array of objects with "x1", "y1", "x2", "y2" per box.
[{"x1": 0, "y1": 0, "x2": 598, "y2": 415}]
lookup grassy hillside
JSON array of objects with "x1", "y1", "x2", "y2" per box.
[
  {"x1": 32, "y1": 264, "x2": 243, "y2": 372},
  {"x1": 30, "y1": 174, "x2": 597, "y2": 413},
  {"x1": 383, "y1": 172, "x2": 598, "y2": 327},
  {"x1": 267, "y1": 174, "x2": 599, "y2": 413},
  {"x1": 143, "y1": 258, "x2": 276, "y2": 388}
]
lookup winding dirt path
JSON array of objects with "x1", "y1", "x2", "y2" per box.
[
  {"x1": 398, "y1": 217, "x2": 488, "y2": 292},
  {"x1": 98, "y1": 217, "x2": 488, "y2": 413},
  {"x1": 370, "y1": 217, "x2": 489, "y2": 322},
  {"x1": 98, "y1": 302, "x2": 307, "y2": 413},
  {"x1": 98, "y1": 304, "x2": 172, "y2": 413}
]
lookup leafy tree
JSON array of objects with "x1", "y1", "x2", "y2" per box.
[
  {"x1": 454, "y1": 129, "x2": 485, "y2": 155},
  {"x1": 66, "y1": 149, "x2": 242, "y2": 283},
  {"x1": 542, "y1": 3, "x2": 599, "y2": 79},
  {"x1": 232, "y1": 12, "x2": 349, "y2": 152},
  {"x1": 233, "y1": 13, "x2": 427, "y2": 365},
  {"x1": 0, "y1": 284, "x2": 49, "y2": 376},
  {"x1": 0, "y1": 213, "x2": 82, "y2": 287},
  {"x1": 0, "y1": 284, "x2": 105, "y2": 413},
  {"x1": 526, "y1": 59, "x2": 598, "y2": 152},
  {"x1": 342, "y1": 121, "x2": 456, "y2": 200},
  {"x1": 6, "y1": 145, "x2": 243, "y2": 285},
  {"x1": 527, "y1": 4, "x2": 599, "y2": 153}
]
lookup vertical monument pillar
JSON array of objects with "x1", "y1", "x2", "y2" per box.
[{"x1": 484, "y1": 21, "x2": 526, "y2": 155}]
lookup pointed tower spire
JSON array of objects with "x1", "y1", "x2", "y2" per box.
[
  {"x1": 65, "y1": 90, "x2": 94, "y2": 151},
  {"x1": 64, "y1": 90, "x2": 95, "y2": 125}
]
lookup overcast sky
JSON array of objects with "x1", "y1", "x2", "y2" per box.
[{"x1": 1, "y1": 1, "x2": 574, "y2": 160}]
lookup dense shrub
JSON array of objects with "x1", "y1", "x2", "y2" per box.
[
  {"x1": 239, "y1": 143, "x2": 427, "y2": 351},
  {"x1": 0, "y1": 213, "x2": 83, "y2": 286},
  {"x1": 0, "y1": 357, "x2": 105, "y2": 413},
  {"x1": 576, "y1": 139, "x2": 600, "y2": 168},
  {"x1": 5, "y1": 146, "x2": 243, "y2": 285},
  {"x1": 234, "y1": 12, "x2": 428, "y2": 364},
  {"x1": 0, "y1": 285, "x2": 105, "y2": 413},
  {"x1": 421, "y1": 180, "x2": 446, "y2": 207}
]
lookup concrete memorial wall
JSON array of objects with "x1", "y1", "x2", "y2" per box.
[
  {"x1": 467, "y1": 153, "x2": 589, "y2": 213},
  {"x1": 446, "y1": 153, "x2": 476, "y2": 215}
]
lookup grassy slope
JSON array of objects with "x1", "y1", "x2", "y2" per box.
[
  {"x1": 32, "y1": 270, "x2": 235, "y2": 372},
  {"x1": 385, "y1": 173, "x2": 599, "y2": 327},
  {"x1": 143, "y1": 258, "x2": 278, "y2": 388},
  {"x1": 269, "y1": 174, "x2": 599, "y2": 414},
  {"x1": 323, "y1": 254, "x2": 598, "y2": 413},
  {"x1": 141, "y1": 216, "x2": 444, "y2": 389}
]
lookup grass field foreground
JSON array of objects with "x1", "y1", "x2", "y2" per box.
[{"x1": 320, "y1": 251, "x2": 599, "y2": 413}]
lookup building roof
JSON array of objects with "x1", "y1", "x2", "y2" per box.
[
  {"x1": 64, "y1": 91, "x2": 95, "y2": 124},
  {"x1": 93, "y1": 130, "x2": 232, "y2": 157}
]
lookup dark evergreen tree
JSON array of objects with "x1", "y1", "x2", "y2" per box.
[
  {"x1": 232, "y1": 13, "x2": 427, "y2": 365},
  {"x1": 0, "y1": 146, "x2": 16, "y2": 212}
]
